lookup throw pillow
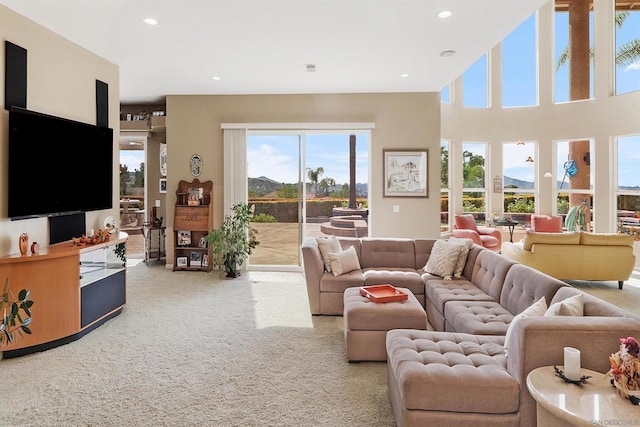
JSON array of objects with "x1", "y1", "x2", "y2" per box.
[
  {"x1": 504, "y1": 296, "x2": 547, "y2": 357},
  {"x1": 545, "y1": 293, "x2": 583, "y2": 317},
  {"x1": 316, "y1": 235, "x2": 341, "y2": 273},
  {"x1": 327, "y1": 246, "x2": 361, "y2": 277},
  {"x1": 447, "y1": 237, "x2": 474, "y2": 279},
  {"x1": 424, "y1": 239, "x2": 462, "y2": 280}
]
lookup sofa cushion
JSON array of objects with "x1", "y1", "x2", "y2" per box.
[
  {"x1": 360, "y1": 238, "x2": 415, "y2": 269},
  {"x1": 319, "y1": 270, "x2": 365, "y2": 293},
  {"x1": 522, "y1": 231, "x2": 580, "y2": 251},
  {"x1": 499, "y1": 263, "x2": 568, "y2": 316},
  {"x1": 363, "y1": 268, "x2": 424, "y2": 296},
  {"x1": 328, "y1": 246, "x2": 361, "y2": 276},
  {"x1": 531, "y1": 215, "x2": 563, "y2": 232},
  {"x1": 425, "y1": 279, "x2": 495, "y2": 315},
  {"x1": 448, "y1": 237, "x2": 474, "y2": 279},
  {"x1": 424, "y1": 239, "x2": 461, "y2": 280},
  {"x1": 386, "y1": 330, "x2": 518, "y2": 414},
  {"x1": 444, "y1": 301, "x2": 513, "y2": 336},
  {"x1": 503, "y1": 296, "x2": 547, "y2": 357},
  {"x1": 316, "y1": 235, "x2": 341, "y2": 272},
  {"x1": 545, "y1": 293, "x2": 583, "y2": 316},
  {"x1": 580, "y1": 232, "x2": 634, "y2": 246}
]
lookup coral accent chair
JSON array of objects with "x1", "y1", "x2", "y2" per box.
[
  {"x1": 530, "y1": 214, "x2": 563, "y2": 233},
  {"x1": 452, "y1": 214, "x2": 502, "y2": 251}
]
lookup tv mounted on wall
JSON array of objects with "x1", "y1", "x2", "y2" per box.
[{"x1": 8, "y1": 109, "x2": 113, "y2": 219}]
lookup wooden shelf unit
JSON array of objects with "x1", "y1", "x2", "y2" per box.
[{"x1": 173, "y1": 179, "x2": 213, "y2": 272}]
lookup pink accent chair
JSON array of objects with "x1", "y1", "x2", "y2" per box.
[
  {"x1": 530, "y1": 214, "x2": 563, "y2": 233},
  {"x1": 452, "y1": 214, "x2": 502, "y2": 251}
]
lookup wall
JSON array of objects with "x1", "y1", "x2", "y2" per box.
[
  {"x1": 165, "y1": 93, "x2": 441, "y2": 262},
  {"x1": 0, "y1": 5, "x2": 120, "y2": 257}
]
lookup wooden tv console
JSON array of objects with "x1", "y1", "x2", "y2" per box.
[{"x1": 0, "y1": 232, "x2": 128, "y2": 358}]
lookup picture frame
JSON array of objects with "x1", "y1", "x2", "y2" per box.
[
  {"x1": 190, "y1": 154, "x2": 203, "y2": 177},
  {"x1": 202, "y1": 255, "x2": 208, "y2": 268},
  {"x1": 159, "y1": 178, "x2": 167, "y2": 194},
  {"x1": 190, "y1": 251, "x2": 202, "y2": 267},
  {"x1": 198, "y1": 236, "x2": 208, "y2": 248},
  {"x1": 187, "y1": 187, "x2": 203, "y2": 206},
  {"x1": 177, "y1": 230, "x2": 191, "y2": 246},
  {"x1": 176, "y1": 256, "x2": 188, "y2": 267},
  {"x1": 383, "y1": 149, "x2": 428, "y2": 198}
]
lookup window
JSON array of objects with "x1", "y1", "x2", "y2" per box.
[
  {"x1": 463, "y1": 54, "x2": 488, "y2": 108},
  {"x1": 502, "y1": 13, "x2": 537, "y2": 107},
  {"x1": 441, "y1": 140, "x2": 450, "y2": 231},
  {"x1": 462, "y1": 142, "x2": 487, "y2": 223},
  {"x1": 614, "y1": 2, "x2": 640, "y2": 95},
  {"x1": 554, "y1": 2, "x2": 595, "y2": 103},
  {"x1": 441, "y1": 85, "x2": 450, "y2": 104},
  {"x1": 503, "y1": 141, "x2": 536, "y2": 227},
  {"x1": 555, "y1": 139, "x2": 594, "y2": 230},
  {"x1": 616, "y1": 134, "x2": 640, "y2": 237}
]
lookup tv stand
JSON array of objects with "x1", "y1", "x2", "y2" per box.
[{"x1": 0, "y1": 233, "x2": 128, "y2": 358}]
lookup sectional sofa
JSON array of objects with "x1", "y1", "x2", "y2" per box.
[{"x1": 301, "y1": 236, "x2": 640, "y2": 427}]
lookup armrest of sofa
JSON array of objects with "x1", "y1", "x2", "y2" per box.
[
  {"x1": 301, "y1": 238, "x2": 324, "y2": 315},
  {"x1": 451, "y1": 229, "x2": 482, "y2": 246}
]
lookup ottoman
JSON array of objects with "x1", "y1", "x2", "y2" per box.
[
  {"x1": 386, "y1": 329, "x2": 519, "y2": 427},
  {"x1": 343, "y1": 287, "x2": 427, "y2": 362}
]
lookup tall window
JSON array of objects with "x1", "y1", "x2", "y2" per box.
[
  {"x1": 614, "y1": 2, "x2": 640, "y2": 95},
  {"x1": 616, "y1": 134, "x2": 640, "y2": 237},
  {"x1": 463, "y1": 54, "x2": 488, "y2": 108},
  {"x1": 502, "y1": 13, "x2": 537, "y2": 107},
  {"x1": 554, "y1": 2, "x2": 595, "y2": 103},
  {"x1": 462, "y1": 142, "x2": 487, "y2": 223},
  {"x1": 555, "y1": 139, "x2": 594, "y2": 230},
  {"x1": 503, "y1": 142, "x2": 536, "y2": 227},
  {"x1": 441, "y1": 85, "x2": 451, "y2": 104},
  {"x1": 441, "y1": 140, "x2": 450, "y2": 232}
]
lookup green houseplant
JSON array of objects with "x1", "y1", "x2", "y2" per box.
[
  {"x1": 207, "y1": 203, "x2": 259, "y2": 278},
  {"x1": 1, "y1": 278, "x2": 34, "y2": 345}
]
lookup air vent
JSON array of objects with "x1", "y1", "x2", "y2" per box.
[{"x1": 306, "y1": 64, "x2": 316, "y2": 72}]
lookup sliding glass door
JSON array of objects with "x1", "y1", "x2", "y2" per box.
[{"x1": 246, "y1": 131, "x2": 369, "y2": 269}]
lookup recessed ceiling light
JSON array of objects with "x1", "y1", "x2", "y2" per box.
[
  {"x1": 440, "y1": 50, "x2": 456, "y2": 57},
  {"x1": 212, "y1": 76, "x2": 221, "y2": 81},
  {"x1": 400, "y1": 73, "x2": 409, "y2": 78},
  {"x1": 143, "y1": 18, "x2": 158, "y2": 25},
  {"x1": 438, "y1": 10, "x2": 453, "y2": 19}
]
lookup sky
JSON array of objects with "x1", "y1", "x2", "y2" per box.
[{"x1": 120, "y1": 10, "x2": 639, "y2": 189}]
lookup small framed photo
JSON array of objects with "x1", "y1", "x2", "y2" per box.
[
  {"x1": 187, "y1": 187, "x2": 203, "y2": 206},
  {"x1": 159, "y1": 178, "x2": 167, "y2": 194},
  {"x1": 190, "y1": 251, "x2": 202, "y2": 267},
  {"x1": 202, "y1": 255, "x2": 209, "y2": 268},
  {"x1": 176, "y1": 256, "x2": 188, "y2": 267},
  {"x1": 177, "y1": 230, "x2": 191, "y2": 246},
  {"x1": 383, "y1": 149, "x2": 428, "y2": 198},
  {"x1": 198, "y1": 237, "x2": 208, "y2": 248}
]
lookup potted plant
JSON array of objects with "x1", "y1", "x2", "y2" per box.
[
  {"x1": 1, "y1": 278, "x2": 34, "y2": 346},
  {"x1": 206, "y1": 203, "x2": 259, "y2": 278}
]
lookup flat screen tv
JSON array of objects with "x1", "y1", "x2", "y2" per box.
[{"x1": 8, "y1": 109, "x2": 113, "y2": 219}]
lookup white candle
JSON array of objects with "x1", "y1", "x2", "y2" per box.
[
  {"x1": 564, "y1": 347, "x2": 581, "y2": 381},
  {"x1": 87, "y1": 229, "x2": 94, "y2": 238}
]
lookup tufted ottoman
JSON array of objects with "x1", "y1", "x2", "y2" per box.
[
  {"x1": 343, "y1": 287, "x2": 427, "y2": 362},
  {"x1": 386, "y1": 329, "x2": 520, "y2": 427}
]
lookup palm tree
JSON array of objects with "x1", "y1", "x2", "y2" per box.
[
  {"x1": 349, "y1": 135, "x2": 357, "y2": 209},
  {"x1": 306, "y1": 167, "x2": 324, "y2": 197}
]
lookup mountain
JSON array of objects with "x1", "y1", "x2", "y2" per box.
[{"x1": 248, "y1": 176, "x2": 368, "y2": 197}]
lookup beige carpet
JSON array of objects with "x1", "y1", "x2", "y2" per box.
[
  {"x1": 0, "y1": 263, "x2": 393, "y2": 427},
  {"x1": 3, "y1": 262, "x2": 640, "y2": 427}
]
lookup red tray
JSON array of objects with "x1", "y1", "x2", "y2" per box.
[{"x1": 359, "y1": 285, "x2": 408, "y2": 303}]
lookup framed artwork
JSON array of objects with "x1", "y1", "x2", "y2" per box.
[
  {"x1": 177, "y1": 230, "x2": 191, "y2": 246},
  {"x1": 159, "y1": 178, "x2": 167, "y2": 194},
  {"x1": 190, "y1": 154, "x2": 203, "y2": 177},
  {"x1": 198, "y1": 237, "x2": 208, "y2": 248},
  {"x1": 383, "y1": 149, "x2": 428, "y2": 198},
  {"x1": 176, "y1": 257, "x2": 188, "y2": 267},
  {"x1": 190, "y1": 251, "x2": 202, "y2": 267}
]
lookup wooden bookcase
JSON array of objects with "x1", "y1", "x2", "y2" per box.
[{"x1": 173, "y1": 179, "x2": 213, "y2": 272}]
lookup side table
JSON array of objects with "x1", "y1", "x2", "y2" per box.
[
  {"x1": 526, "y1": 366, "x2": 637, "y2": 426},
  {"x1": 141, "y1": 223, "x2": 167, "y2": 264},
  {"x1": 495, "y1": 220, "x2": 518, "y2": 243}
]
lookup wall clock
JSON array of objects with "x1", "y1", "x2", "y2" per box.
[{"x1": 190, "y1": 154, "x2": 202, "y2": 177}]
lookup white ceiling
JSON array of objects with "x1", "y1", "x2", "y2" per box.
[{"x1": 1, "y1": 0, "x2": 548, "y2": 104}]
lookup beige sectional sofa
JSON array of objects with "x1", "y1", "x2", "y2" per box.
[
  {"x1": 501, "y1": 231, "x2": 636, "y2": 289},
  {"x1": 301, "y1": 236, "x2": 640, "y2": 427}
]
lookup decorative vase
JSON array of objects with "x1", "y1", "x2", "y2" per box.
[
  {"x1": 224, "y1": 254, "x2": 241, "y2": 278},
  {"x1": 30, "y1": 242, "x2": 40, "y2": 255},
  {"x1": 18, "y1": 233, "x2": 28, "y2": 255}
]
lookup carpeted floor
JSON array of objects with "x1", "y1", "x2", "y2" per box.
[
  {"x1": 2, "y1": 262, "x2": 640, "y2": 427},
  {"x1": 0, "y1": 262, "x2": 394, "y2": 427}
]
